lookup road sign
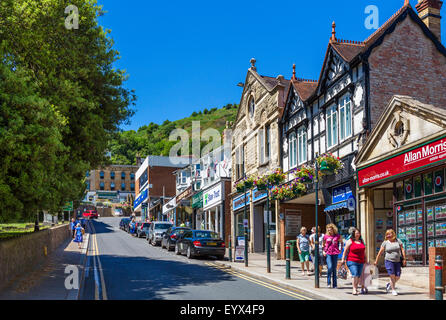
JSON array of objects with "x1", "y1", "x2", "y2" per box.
[{"x1": 63, "y1": 201, "x2": 73, "y2": 211}]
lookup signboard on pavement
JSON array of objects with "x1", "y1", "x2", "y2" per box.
[{"x1": 235, "y1": 246, "x2": 245, "y2": 262}]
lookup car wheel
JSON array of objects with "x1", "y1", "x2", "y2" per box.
[
  {"x1": 175, "y1": 244, "x2": 181, "y2": 255},
  {"x1": 186, "y1": 246, "x2": 194, "y2": 259}
]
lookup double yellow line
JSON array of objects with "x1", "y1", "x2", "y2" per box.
[
  {"x1": 89, "y1": 221, "x2": 108, "y2": 300},
  {"x1": 205, "y1": 262, "x2": 312, "y2": 300}
]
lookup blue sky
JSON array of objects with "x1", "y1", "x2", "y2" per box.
[{"x1": 97, "y1": 0, "x2": 445, "y2": 131}]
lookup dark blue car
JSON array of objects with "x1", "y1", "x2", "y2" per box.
[
  {"x1": 175, "y1": 230, "x2": 225, "y2": 260},
  {"x1": 161, "y1": 227, "x2": 191, "y2": 251}
]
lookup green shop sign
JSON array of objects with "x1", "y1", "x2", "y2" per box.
[{"x1": 192, "y1": 192, "x2": 203, "y2": 209}]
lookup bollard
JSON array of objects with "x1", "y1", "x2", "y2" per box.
[
  {"x1": 228, "y1": 236, "x2": 232, "y2": 262},
  {"x1": 286, "y1": 241, "x2": 291, "y2": 279},
  {"x1": 435, "y1": 255, "x2": 444, "y2": 300}
]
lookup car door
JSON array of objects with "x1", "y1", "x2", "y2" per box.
[{"x1": 182, "y1": 231, "x2": 193, "y2": 254}]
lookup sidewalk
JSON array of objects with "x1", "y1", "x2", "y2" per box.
[
  {"x1": 214, "y1": 251, "x2": 432, "y2": 300},
  {"x1": 0, "y1": 233, "x2": 89, "y2": 300}
]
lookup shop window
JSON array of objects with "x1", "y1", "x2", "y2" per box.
[
  {"x1": 424, "y1": 173, "x2": 433, "y2": 196},
  {"x1": 385, "y1": 189, "x2": 393, "y2": 208},
  {"x1": 404, "y1": 178, "x2": 413, "y2": 200},
  {"x1": 434, "y1": 170, "x2": 444, "y2": 193},
  {"x1": 414, "y1": 176, "x2": 422, "y2": 198},
  {"x1": 396, "y1": 181, "x2": 404, "y2": 201}
]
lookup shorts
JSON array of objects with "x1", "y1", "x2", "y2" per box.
[
  {"x1": 299, "y1": 251, "x2": 310, "y2": 262},
  {"x1": 385, "y1": 260, "x2": 402, "y2": 277},
  {"x1": 346, "y1": 261, "x2": 364, "y2": 277}
]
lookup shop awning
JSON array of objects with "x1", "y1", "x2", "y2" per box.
[{"x1": 324, "y1": 201, "x2": 347, "y2": 213}]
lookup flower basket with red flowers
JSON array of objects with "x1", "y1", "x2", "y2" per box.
[
  {"x1": 295, "y1": 166, "x2": 315, "y2": 184},
  {"x1": 266, "y1": 168, "x2": 286, "y2": 186},
  {"x1": 291, "y1": 180, "x2": 307, "y2": 197},
  {"x1": 254, "y1": 176, "x2": 268, "y2": 191},
  {"x1": 316, "y1": 153, "x2": 343, "y2": 176}
]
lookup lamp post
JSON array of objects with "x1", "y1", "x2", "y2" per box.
[
  {"x1": 266, "y1": 182, "x2": 271, "y2": 273},
  {"x1": 244, "y1": 176, "x2": 248, "y2": 267},
  {"x1": 314, "y1": 153, "x2": 320, "y2": 288}
]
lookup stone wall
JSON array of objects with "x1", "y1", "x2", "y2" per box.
[{"x1": 0, "y1": 224, "x2": 71, "y2": 291}]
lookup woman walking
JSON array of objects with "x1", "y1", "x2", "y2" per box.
[
  {"x1": 73, "y1": 223, "x2": 84, "y2": 249},
  {"x1": 341, "y1": 228, "x2": 367, "y2": 295},
  {"x1": 297, "y1": 227, "x2": 311, "y2": 276},
  {"x1": 375, "y1": 229, "x2": 406, "y2": 296},
  {"x1": 322, "y1": 224, "x2": 342, "y2": 288},
  {"x1": 310, "y1": 226, "x2": 325, "y2": 275}
]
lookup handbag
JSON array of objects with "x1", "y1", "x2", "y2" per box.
[
  {"x1": 399, "y1": 240, "x2": 406, "y2": 267},
  {"x1": 337, "y1": 264, "x2": 348, "y2": 280}
]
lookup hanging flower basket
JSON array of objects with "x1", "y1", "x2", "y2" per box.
[
  {"x1": 254, "y1": 176, "x2": 268, "y2": 191},
  {"x1": 244, "y1": 176, "x2": 254, "y2": 189},
  {"x1": 235, "y1": 182, "x2": 245, "y2": 193},
  {"x1": 291, "y1": 180, "x2": 307, "y2": 197},
  {"x1": 295, "y1": 166, "x2": 315, "y2": 184},
  {"x1": 317, "y1": 153, "x2": 343, "y2": 176},
  {"x1": 266, "y1": 168, "x2": 286, "y2": 186}
]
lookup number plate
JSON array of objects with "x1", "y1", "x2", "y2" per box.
[{"x1": 207, "y1": 242, "x2": 217, "y2": 246}]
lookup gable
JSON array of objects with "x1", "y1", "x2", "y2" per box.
[
  {"x1": 356, "y1": 96, "x2": 446, "y2": 167},
  {"x1": 317, "y1": 46, "x2": 350, "y2": 95}
]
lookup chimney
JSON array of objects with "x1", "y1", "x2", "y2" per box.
[{"x1": 416, "y1": 0, "x2": 443, "y2": 41}]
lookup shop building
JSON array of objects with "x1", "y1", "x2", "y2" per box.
[
  {"x1": 134, "y1": 155, "x2": 190, "y2": 220},
  {"x1": 278, "y1": 0, "x2": 446, "y2": 259},
  {"x1": 355, "y1": 96, "x2": 446, "y2": 266},
  {"x1": 231, "y1": 58, "x2": 290, "y2": 254}
]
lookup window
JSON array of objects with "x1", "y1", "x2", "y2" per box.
[
  {"x1": 130, "y1": 173, "x2": 135, "y2": 180},
  {"x1": 434, "y1": 170, "x2": 444, "y2": 193},
  {"x1": 110, "y1": 171, "x2": 115, "y2": 180},
  {"x1": 235, "y1": 146, "x2": 245, "y2": 180},
  {"x1": 424, "y1": 173, "x2": 433, "y2": 196},
  {"x1": 100, "y1": 171, "x2": 104, "y2": 179},
  {"x1": 121, "y1": 172, "x2": 126, "y2": 180},
  {"x1": 249, "y1": 98, "x2": 255, "y2": 118},
  {"x1": 265, "y1": 125, "x2": 271, "y2": 160},
  {"x1": 326, "y1": 105, "x2": 338, "y2": 148},
  {"x1": 110, "y1": 182, "x2": 115, "y2": 190},
  {"x1": 297, "y1": 127, "x2": 307, "y2": 164},
  {"x1": 121, "y1": 183, "x2": 126, "y2": 191},
  {"x1": 130, "y1": 183, "x2": 135, "y2": 191},
  {"x1": 259, "y1": 129, "x2": 265, "y2": 164},
  {"x1": 339, "y1": 95, "x2": 352, "y2": 141},
  {"x1": 259, "y1": 125, "x2": 271, "y2": 164},
  {"x1": 405, "y1": 178, "x2": 413, "y2": 200},
  {"x1": 100, "y1": 182, "x2": 105, "y2": 190},
  {"x1": 414, "y1": 176, "x2": 422, "y2": 198},
  {"x1": 289, "y1": 132, "x2": 297, "y2": 169}
]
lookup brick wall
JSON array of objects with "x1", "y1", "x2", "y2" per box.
[
  {"x1": 369, "y1": 16, "x2": 446, "y2": 129},
  {"x1": 428, "y1": 247, "x2": 446, "y2": 298},
  {"x1": 148, "y1": 166, "x2": 179, "y2": 198},
  {"x1": 91, "y1": 166, "x2": 137, "y2": 192}
]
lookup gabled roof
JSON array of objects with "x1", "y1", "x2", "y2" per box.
[{"x1": 310, "y1": 3, "x2": 446, "y2": 100}]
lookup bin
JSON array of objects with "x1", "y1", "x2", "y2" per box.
[{"x1": 288, "y1": 240, "x2": 299, "y2": 261}]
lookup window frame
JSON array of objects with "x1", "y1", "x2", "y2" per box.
[
  {"x1": 297, "y1": 126, "x2": 307, "y2": 165},
  {"x1": 326, "y1": 104, "x2": 338, "y2": 149},
  {"x1": 339, "y1": 94, "x2": 352, "y2": 142},
  {"x1": 288, "y1": 132, "x2": 297, "y2": 169}
]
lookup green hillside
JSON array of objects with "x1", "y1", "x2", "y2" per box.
[{"x1": 109, "y1": 103, "x2": 239, "y2": 165}]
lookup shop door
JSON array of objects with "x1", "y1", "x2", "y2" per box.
[{"x1": 253, "y1": 205, "x2": 264, "y2": 253}]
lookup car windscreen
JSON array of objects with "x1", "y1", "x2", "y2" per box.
[
  {"x1": 174, "y1": 229, "x2": 189, "y2": 235},
  {"x1": 143, "y1": 223, "x2": 151, "y2": 227},
  {"x1": 194, "y1": 231, "x2": 219, "y2": 239},
  {"x1": 154, "y1": 224, "x2": 172, "y2": 229}
]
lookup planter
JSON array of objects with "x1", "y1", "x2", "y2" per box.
[
  {"x1": 236, "y1": 185, "x2": 245, "y2": 193},
  {"x1": 320, "y1": 160, "x2": 335, "y2": 175}
]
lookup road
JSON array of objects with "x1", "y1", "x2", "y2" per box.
[{"x1": 80, "y1": 217, "x2": 315, "y2": 300}]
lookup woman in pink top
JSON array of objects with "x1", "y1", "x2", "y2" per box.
[{"x1": 322, "y1": 224, "x2": 342, "y2": 288}]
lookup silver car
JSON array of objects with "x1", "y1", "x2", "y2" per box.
[{"x1": 147, "y1": 221, "x2": 173, "y2": 246}]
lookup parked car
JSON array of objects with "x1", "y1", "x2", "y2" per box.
[
  {"x1": 120, "y1": 218, "x2": 131, "y2": 231},
  {"x1": 138, "y1": 222, "x2": 152, "y2": 238},
  {"x1": 83, "y1": 209, "x2": 98, "y2": 219},
  {"x1": 175, "y1": 230, "x2": 225, "y2": 260},
  {"x1": 161, "y1": 227, "x2": 191, "y2": 251},
  {"x1": 147, "y1": 221, "x2": 173, "y2": 246},
  {"x1": 113, "y1": 207, "x2": 123, "y2": 216}
]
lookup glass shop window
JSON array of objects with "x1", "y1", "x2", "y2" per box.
[
  {"x1": 414, "y1": 176, "x2": 422, "y2": 198},
  {"x1": 424, "y1": 172, "x2": 433, "y2": 196},
  {"x1": 404, "y1": 178, "x2": 413, "y2": 200},
  {"x1": 396, "y1": 181, "x2": 404, "y2": 202},
  {"x1": 434, "y1": 170, "x2": 444, "y2": 194}
]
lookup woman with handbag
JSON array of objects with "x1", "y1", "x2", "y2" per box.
[
  {"x1": 322, "y1": 224, "x2": 342, "y2": 288},
  {"x1": 374, "y1": 229, "x2": 406, "y2": 296},
  {"x1": 341, "y1": 228, "x2": 367, "y2": 296}
]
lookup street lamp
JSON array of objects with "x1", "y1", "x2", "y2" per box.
[
  {"x1": 314, "y1": 152, "x2": 320, "y2": 288},
  {"x1": 266, "y1": 182, "x2": 271, "y2": 273},
  {"x1": 244, "y1": 174, "x2": 249, "y2": 267}
]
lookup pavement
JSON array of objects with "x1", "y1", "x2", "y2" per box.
[
  {"x1": 0, "y1": 230, "x2": 89, "y2": 300},
  {"x1": 213, "y1": 250, "x2": 434, "y2": 300}
]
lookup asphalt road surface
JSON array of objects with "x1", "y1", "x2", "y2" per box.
[{"x1": 80, "y1": 217, "x2": 315, "y2": 300}]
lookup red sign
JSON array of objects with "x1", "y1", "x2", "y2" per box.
[{"x1": 358, "y1": 137, "x2": 446, "y2": 187}]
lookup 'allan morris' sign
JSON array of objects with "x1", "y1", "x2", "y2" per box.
[{"x1": 358, "y1": 136, "x2": 446, "y2": 188}]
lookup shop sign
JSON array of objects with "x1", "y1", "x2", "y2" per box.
[
  {"x1": 203, "y1": 184, "x2": 222, "y2": 210},
  {"x1": 252, "y1": 187, "x2": 267, "y2": 203},
  {"x1": 134, "y1": 189, "x2": 148, "y2": 209},
  {"x1": 162, "y1": 197, "x2": 176, "y2": 214},
  {"x1": 332, "y1": 184, "x2": 353, "y2": 204},
  {"x1": 176, "y1": 187, "x2": 192, "y2": 202},
  {"x1": 435, "y1": 175, "x2": 443, "y2": 187},
  {"x1": 192, "y1": 191, "x2": 203, "y2": 209},
  {"x1": 233, "y1": 192, "x2": 251, "y2": 211},
  {"x1": 358, "y1": 136, "x2": 446, "y2": 187}
]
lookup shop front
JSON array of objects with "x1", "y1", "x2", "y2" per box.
[
  {"x1": 162, "y1": 197, "x2": 176, "y2": 224},
  {"x1": 192, "y1": 191, "x2": 203, "y2": 230},
  {"x1": 355, "y1": 96, "x2": 446, "y2": 266},
  {"x1": 175, "y1": 187, "x2": 193, "y2": 227},
  {"x1": 232, "y1": 191, "x2": 251, "y2": 249},
  {"x1": 202, "y1": 183, "x2": 226, "y2": 240}
]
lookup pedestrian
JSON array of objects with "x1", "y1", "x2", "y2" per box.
[
  {"x1": 341, "y1": 228, "x2": 367, "y2": 295},
  {"x1": 70, "y1": 218, "x2": 76, "y2": 238},
  {"x1": 73, "y1": 223, "x2": 84, "y2": 249},
  {"x1": 180, "y1": 221, "x2": 186, "y2": 227},
  {"x1": 310, "y1": 226, "x2": 325, "y2": 275},
  {"x1": 322, "y1": 223, "x2": 343, "y2": 288},
  {"x1": 297, "y1": 227, "x2": 311, "y2": 276},
  {"x1": 374, "y1": 229, "x2": 406, "y2": 296},
  {"x1": 129, "y1": 218, "x2": 136, "y2": 235}
]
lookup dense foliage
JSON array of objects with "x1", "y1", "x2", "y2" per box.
[
  {"x1": 108, "y1": 104, "x2": 238, "y2": 165},
  {"x1": 0, "y1": 0, "x2": 135, "y2": 221}
]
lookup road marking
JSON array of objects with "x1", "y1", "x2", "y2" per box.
[
  {"x1": 205, "y1": 262, "x2": 312, "y2": 300},
  {"x1": 88, "y1": 220, "x2": 108, "y2": 300},
  {"x1": 94, "y1": 228, "x2": 108, "y2": 300}
]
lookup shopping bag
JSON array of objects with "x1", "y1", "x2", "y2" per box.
[{"x1": 337, "y1": 264, "x2": 348, "y2": 280}]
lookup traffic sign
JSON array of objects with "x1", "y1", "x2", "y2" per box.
[{"x1": 63, "y1": 201, "x2": 73, "y2": 211}]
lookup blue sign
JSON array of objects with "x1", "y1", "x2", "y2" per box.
[
  {"x1": 134, "y1": 189, "x2": 148, "y2": 209},
  {"x1": 347, "y1": 195, "x2": 356, "y2": 211},
  {"x1": 233, "y1": 192, "x2": 251, "y2": 211},
  {"x1": 332, "y1": 184, "x2": 352, "y2": 204},
  {"x1": 252, "y1": 188, "x2": 267, "y2": 203}
]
